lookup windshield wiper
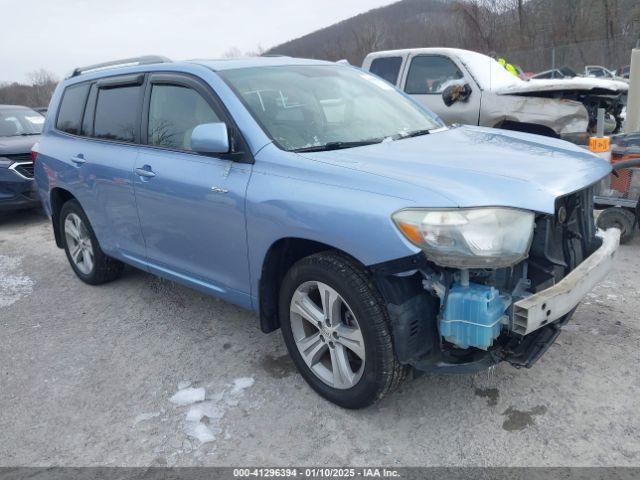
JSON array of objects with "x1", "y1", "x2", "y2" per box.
[
  {"x1": 20, "y1": 133, "x2": 40, "y2": 136},
  {"x1": 293, "y1": 139, "x2": 382, "y2": 153},
  {"x1": 394, "y1": 129, "x2": 431, "y2": 140}
]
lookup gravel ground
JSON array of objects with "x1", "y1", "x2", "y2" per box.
[{"x1": 1, "y1": 208, "x2": 639, "y2": 467}]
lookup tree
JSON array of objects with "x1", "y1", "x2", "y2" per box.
[
  {"x1": 351, "y1": 21, "x2": 387, "y2": 60},
  {"x1": 222, "y1": 45, "x2": 266, "y2": 58},
  {"x1": 0, "y1": 69, "x2": 57, "y2": 107},
  {"x1": 27, "y1": 69, "x2": 58, "y2": 107}
]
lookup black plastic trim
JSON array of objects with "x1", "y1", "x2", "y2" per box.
[{"x1": 97, "y1": 73, "x2": 144, "y2": 88}]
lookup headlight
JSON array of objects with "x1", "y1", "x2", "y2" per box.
[{"x1": 392, "y1": 207, "x2": 535, "y2": 268}]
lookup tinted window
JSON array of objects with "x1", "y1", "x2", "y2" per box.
[
  {"x1": 94, "y1": 85, "x2": 141, "y2": 142},
  {"x1": 369, "y1": 57, "x2": 403, "y2": 85},
  {"x1": 405, "y1": 56, "x2": 464, "y2": 94},
  {"x1": 148, "y1": 84, "x2": 220, "y2": 150},
  {"x1": 56, "y1": 83, "x2": 90, "y2": 135}
]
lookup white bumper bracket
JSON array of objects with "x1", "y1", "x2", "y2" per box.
[{"x1": 512, "y1": 228, "x2": 620, "y2": 336}]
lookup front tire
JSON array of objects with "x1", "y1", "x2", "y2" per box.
[
  {"x1": 279, "y1": 251, "x2": 408, "y2": 409},
  {"x1": 60, "y1": 200, "x2": 124, "y2": 285}
]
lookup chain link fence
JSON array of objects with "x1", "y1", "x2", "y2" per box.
[{"x1": 496, "y1": 34, "x2": 637, "y2": 78}]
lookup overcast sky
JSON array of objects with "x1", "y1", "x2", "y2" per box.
[{"x1": 0, "y1": 0, "x2": 396, "y2": 83}]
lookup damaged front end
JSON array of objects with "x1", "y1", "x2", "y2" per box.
[
  {"x1": 372, "y1": 186, "x2": 620, "y2": 374},
  {"x1": 517, "y1": 88, "x2": 627, "y2": 136},
  {"x1": 489, "y1": 76, "x2": 628, "y2": 141}
]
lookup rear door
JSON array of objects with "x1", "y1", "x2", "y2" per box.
[
  {"x1": 400, "y1": 54, "x2": 481, "y2": 126},
  {"x1": 133, "y1": 73, "x2": 252, "y2": 305},
  {"x1": 51, "y1": 77, "x2": 146, "y2": 261},
  {"x1": 368, "y1": 56, "x2": 404, "y2": 87}
]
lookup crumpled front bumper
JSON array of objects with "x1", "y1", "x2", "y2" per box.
[
  {"x1": 513, "y1": 228, "x2": 621, "y2": 336},
  {"x1": 374, "y1": 227, "x2": 621, "y2": 374}
]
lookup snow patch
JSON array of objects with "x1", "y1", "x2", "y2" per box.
[
  {"x1": 231, "y1": 377, "x2": 255, "y2": 395},
  {"x1": 178, "y1": 380, "x2": 192, "y2": 390},
  {"x1": 134, "y1": 412, "x2": 160, "y2": 425},
  {"x1": 169, "y1": 387, "x2": 205, "y2": 406},
  {"x1": 0, "y1": 255, "x2": 34, "y2": 308},
  {"x1": 184, "y1": 421, "x2": 218, "y2": 444},
  {"x1": 185, "y1": 401, "x2": 224, "y2": 422},
  {"x1": 184, "y1": 422, "x2": 219, "y2": 443},
  {"x1": 165, "y1": 376, "x2": 256, "y2": 449}
]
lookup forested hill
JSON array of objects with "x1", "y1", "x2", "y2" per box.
[{"x1": 266, "y1": 0, "x2": 640, "y2": 72}]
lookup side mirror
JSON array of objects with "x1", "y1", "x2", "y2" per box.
[
  {"x1": 190, "y1": 122, "x2": 230, "y2": 154},
  {"x1": 442, "y1": 83, "x2": 472, "y2": 107}
]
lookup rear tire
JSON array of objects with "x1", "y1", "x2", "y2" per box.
[
  {"x1": 597, "y1": 207, "x2": 636, "y2": 244},
  {"x1": 279, "y1": 251, "x2": 408, "y2": 409},
  {"x1": 60, "y1": 200, "x2": 124, "y2": 285}
]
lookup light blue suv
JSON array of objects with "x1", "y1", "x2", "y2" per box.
[{"x1": 35, "y1": 55, "x2": 619, "y2": 408}]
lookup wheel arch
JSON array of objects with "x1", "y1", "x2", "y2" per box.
[
  {"x1": 50, "y1": 187, "x2": 77, "y2": 248},
  {"x1": 258, "y1": 237, "x2": 366, "y2": 334}
]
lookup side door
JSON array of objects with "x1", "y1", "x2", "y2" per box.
[
  {"x1": 400, "y1": 54, "x2": 481, "y2": 126},
  {"x1": 53, "y1": 76, "x2": 146, "y2": 261},
  {"x1": 368, "y1": 56, "x2": 405, "y2": 87},
  {"x1": 133, "y1": 73, "x2": 253, "y2": 306}
]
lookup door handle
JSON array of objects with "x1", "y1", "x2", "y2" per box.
[
  {"x1": 135, "y1": 166, "x2": 156, "y2": 178},
  {"x1": 70, "y1": 154, "x2": 86, "y2": 165}
]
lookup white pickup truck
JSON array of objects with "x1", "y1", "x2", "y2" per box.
[{"x1": 362, "y1": 48, "x2": 628, "y2": 141}]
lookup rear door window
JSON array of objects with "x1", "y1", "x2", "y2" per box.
[
  {"x1": 405, "y1": 56, "x2": 464, "y2": 94},
  {"x1": 369, "y1": 57, "x2": 403, "y2": 85},
  {"x1": 93, "y1": 85, "x2": 142, "y2": 142},
  {"x1": 147, "y1": 84, "x2": 220, "y2": 151},
  {"x1": 56, "y1": 83, "x2": 90, "y2": 135}
]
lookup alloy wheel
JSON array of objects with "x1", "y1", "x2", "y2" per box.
[
  {"x1": 64, "y1": 212, "x2": 94, "y2": 275},
  {"x1": 289, "y1": 281, "x2": 365, "y2": 389}
]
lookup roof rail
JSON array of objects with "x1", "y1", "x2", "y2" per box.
[{"x1": 68, "y1": 55, "x2": 171, "y2": 78}]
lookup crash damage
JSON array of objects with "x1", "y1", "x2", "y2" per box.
[
  {"x1": 455, "y1": 49, "x2": 628, "y2": 137},
  {"x1": 495, "y1": 77, "x2": 628, "y2": 135},
  {"x1": 371, "y1": 185, "x2": 620, "y2": 374}
]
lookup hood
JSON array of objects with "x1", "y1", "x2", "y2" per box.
[
  {"x1": 497, "y1": 77, "x2": 628, "y2": 95},
  {"x1": 298, "y1": 126, "x2": 611, "y2": 214},
  {"x1": 0, "y1": 135, "x2": 40, "y2": 155}
]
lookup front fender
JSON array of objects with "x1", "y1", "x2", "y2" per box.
[
  {"x1": 480, "y1": 92, "x2": 589, "y2": 135},
  {"x1": 245, "y1": 148, "x2": 423, "y2": 303}
]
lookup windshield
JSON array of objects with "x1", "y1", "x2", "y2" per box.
[
  {"x1": 454, "y1": 51, "x2": 523, "y2": 90},
  {"x1": 0, "y1": 108, "x2": 44, "y2": 137},
  {"x1": 219, "y1": 65, "x2": 442, "y2": 151}
]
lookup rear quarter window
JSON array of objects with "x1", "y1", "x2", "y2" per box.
[
  {"x1": 56, "y1": 83, "x2": 91, "y2": 135},
  {"x1": 369, "y1": 57, "x2": 403, "y2": 85},
  {"x1": 93, "y1": 85, "x2": 141, "y2": 142}
]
